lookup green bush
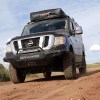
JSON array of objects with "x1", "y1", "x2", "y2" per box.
[{"x1": 0, "y1": 64, "x2": 10, "y2": 82}]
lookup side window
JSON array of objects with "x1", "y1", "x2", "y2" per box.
[{"x1": 70, "y1": 21, "x2": 74, "y2": 31}]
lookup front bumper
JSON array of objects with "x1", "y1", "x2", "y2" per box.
[{"x1": 3, "y1": 45, "x2": 68, "y2": 63}]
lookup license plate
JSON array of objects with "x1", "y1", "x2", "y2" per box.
[{"x1": 20, "y1": 54, "x2": 40, "y2": 60}]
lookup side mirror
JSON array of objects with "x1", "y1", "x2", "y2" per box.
[{"x1": 75, "y1": 26, "x2": 83, "y2": 34}]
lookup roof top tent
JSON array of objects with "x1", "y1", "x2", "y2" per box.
[{"x1": 30, "y1": 8, "x2": 68, "y2": 22}]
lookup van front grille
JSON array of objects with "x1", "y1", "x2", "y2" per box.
[{"x1": 21, "y1": 37, "x2": 40, "y2": 50}]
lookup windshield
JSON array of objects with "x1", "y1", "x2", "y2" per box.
[{"x1": 22, "y1": 19, "x2": 67, "y2": 36}]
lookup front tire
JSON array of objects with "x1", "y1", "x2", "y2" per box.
[
  {"x1": 63, "y1": 52, "x2": 77, "y2": 79},
  {"x1": 9, "y1": 64, "x2": 26, "y2": 84}
]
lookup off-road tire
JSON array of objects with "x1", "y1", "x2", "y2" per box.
[
  {"x1": 63, "y1": 52, "x2": 77, "y2": 79},
  {"x1": 43, "y1": 72, "x2": 51, "y2": 78},
  {"x1": 79, "y1": 55, "x2": 86, "y2": 74},
  {"x1": 9, "y1": 64, "x2": 26, "y2": 84}
]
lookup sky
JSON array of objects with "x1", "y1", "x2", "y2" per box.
[{"x1": 0, "y1": 0, "x2": 100, "y2": 67}]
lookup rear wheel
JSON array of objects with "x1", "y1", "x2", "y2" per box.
[
  {"x1": 9, "y1": 64, "x2": 26, "y2": 84},
  {"x1": 79, "y1": 55, "x2": 86, "y2": 74},
  {"x1": 63, "y1": 52, "x2": 77, "y2": 79},
  {"x1": 43, "y1": 66, "x2": 52, "y2": 78},
  {"x1": 43, "y1": 72, "x2": 51, "y2": 78}
]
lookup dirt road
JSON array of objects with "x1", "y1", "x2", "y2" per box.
[{"x1": 0, "y1": 67, "x2": 100, "y2": 100}]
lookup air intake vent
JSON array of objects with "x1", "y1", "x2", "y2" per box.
[
  {"x1": 13, "y1": 41, "x2": 18, "y2": 51},
  {"x1": 44, "y1": 36, "x2": 49, "y2": 47}
]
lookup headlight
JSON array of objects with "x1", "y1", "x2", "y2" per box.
[
  {"x1": 54, "y1": 37, "x2": 66, "y2": 45},
  {"x1": 6, "y1": 44, "x2": 12, "y2": 52}
]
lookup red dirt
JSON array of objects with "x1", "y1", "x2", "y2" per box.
[{"x1": 0, "y1": 67, "x2": 100, "y2": 100}]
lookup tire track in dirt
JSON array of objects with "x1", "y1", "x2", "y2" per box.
[{"x1": 0, "y1": 67, "x2": 100, "y2": 100}]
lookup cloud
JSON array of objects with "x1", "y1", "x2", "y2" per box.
[
  {"x1": 90, "y1": 44, "x2": 100, "y2": 51},
  {"x1": 0, "y1": 0, "x2": 100, "y2": 65},
  {"x1": 0, "y1": 0, "x2": 19, "y2": 35},
  {"x1": 0, "y1": 46, "x2": 6, "y2": 54}
]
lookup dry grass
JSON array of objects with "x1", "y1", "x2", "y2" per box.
[{"x1": 87, "y1": 62, "x2": 100, "y2": 68}]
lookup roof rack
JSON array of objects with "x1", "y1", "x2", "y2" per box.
[{"x1": 30, "y1": 8, "x2": 67, "y2": 22}]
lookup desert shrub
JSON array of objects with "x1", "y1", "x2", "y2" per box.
[
  {"x1": 0, "y1": 64, "x2": 10, "y2": 82},
  {"x1": 87, "y1": 62, "x2": 100, "y2": 68}
]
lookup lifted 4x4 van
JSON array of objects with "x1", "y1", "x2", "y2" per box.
[{"x1": 4, "y1": 8, "x2": 86, "y2": 84}]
